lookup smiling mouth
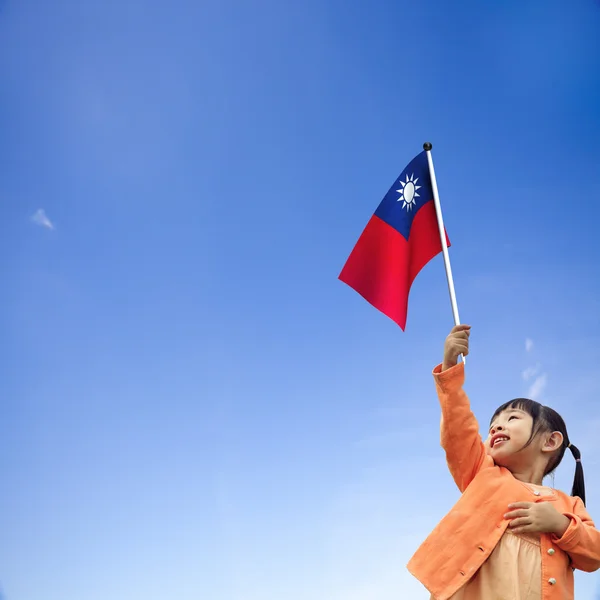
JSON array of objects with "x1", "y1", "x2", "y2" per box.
[{"x1": 492, "y1": 436, "x2": 510, "y2": 448}]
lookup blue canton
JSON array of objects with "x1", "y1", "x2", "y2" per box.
[{"x1": 374, "y1": 151, "x2": 434, "y2": 241}]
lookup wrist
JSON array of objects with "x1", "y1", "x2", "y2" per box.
[
  {"x1": 442, "y1": 359, "x2": 458, "y2": 371},
  {"x1": 553, "y1": 515, "x2": 570, "y2": 538}
]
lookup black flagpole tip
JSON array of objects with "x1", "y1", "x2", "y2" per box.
[{"x1": 423, "y1": 142, "x2": 433, "y2": 151}]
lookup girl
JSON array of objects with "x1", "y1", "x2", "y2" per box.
[{"x1": 407, "y1": 325, "x2": 600, "y2": 600}]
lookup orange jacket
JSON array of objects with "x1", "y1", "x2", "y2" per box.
[{"x1": 407, "y1": 363, "x2": 600, "y2": 600}]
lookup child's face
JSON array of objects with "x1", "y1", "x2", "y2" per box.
[{"x1": 484, "y1": 407, "x2": 536, "y2": 463}]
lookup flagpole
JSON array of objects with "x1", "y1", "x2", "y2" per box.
[{"x1": 423, "y1": 142, "x2": 465, "y2": 362}]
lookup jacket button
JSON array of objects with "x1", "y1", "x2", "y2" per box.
[
  {"x1": 548, "y1": 578, "x2": 556, "y2": 585},
  {"x1": 547, "y1": 548, "x2": 555, "y2": 555}
]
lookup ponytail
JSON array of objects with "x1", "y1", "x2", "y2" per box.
[{"x1": 568, "y1": 443, "x2": 586, "y2": 506}]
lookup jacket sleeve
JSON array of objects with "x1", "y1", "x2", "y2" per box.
[
  {"x1": 434, "y1": 362, "x2": 494, "y2": 493},
  {"x1": 552, "y1": 496, "x2": 600, "y2": 572}
]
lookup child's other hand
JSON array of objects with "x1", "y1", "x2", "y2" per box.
[
  {"x1": 505, "y1": 502, "x2": 571, "y2": 537},
  {"x1": 442, "y1": 325, "x2": 471, "y2": 371}
]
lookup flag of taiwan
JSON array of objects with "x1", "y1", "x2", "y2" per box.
[{"x1": 339, "y1": 151, "x2": 449, "y2": 330}]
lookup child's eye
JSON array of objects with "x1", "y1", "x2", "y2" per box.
[{"x1": 508, "y1": 415, "x2": 519, "y2": 421}]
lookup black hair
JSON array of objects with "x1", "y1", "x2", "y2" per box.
[{"x1": 490, "y1": 398, "x2": 586, "y2": 505}]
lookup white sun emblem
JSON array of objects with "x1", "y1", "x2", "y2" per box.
[{"x1": 396, "y1": 173, "x2": 421, "y2": 211}]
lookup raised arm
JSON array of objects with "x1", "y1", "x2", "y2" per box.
[{"x1": 435, "y1": 325, "x2": 493, "y2": 492}]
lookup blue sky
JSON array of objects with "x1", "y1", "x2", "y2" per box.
[{"x1": 1, "y1": 0, "x2": 600, "y2": 598}]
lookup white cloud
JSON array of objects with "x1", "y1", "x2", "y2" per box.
[
  {"x1": 31, "y1": 209, "x2": 54, "y2": 230},
  {"x1": 528, "y1": 374, "x2": 547, "y2": 400},
  {"x1": 522, "y1": 364, "x2": 540, "y2": 382},
  {"x1": 525, "y1": 338, "x2": 534, "y2": 352}
]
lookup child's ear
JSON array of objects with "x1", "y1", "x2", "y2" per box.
[{"x1": 542, "y1": 431, "x2": 564, "y2": 453}]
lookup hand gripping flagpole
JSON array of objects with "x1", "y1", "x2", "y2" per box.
[{"x1": 423, "y1": 142, "x2": 465, "y2": 364}]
